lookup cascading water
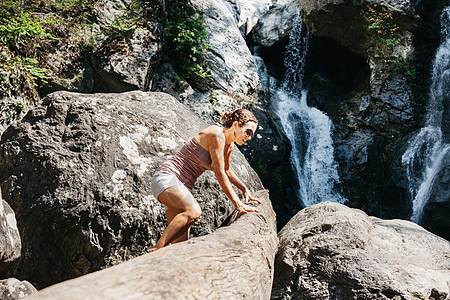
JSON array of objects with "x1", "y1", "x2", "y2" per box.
[
  {"x1": 402, "y1": 6, "x2": 450, "y2": 223},
  {"x1": 272, "y1": 11, "x2": 346, "y2": 207}
]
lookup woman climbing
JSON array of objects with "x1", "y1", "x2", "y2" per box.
[{"x1": 150, "y1": 109, "x2": 261, "y2": 251}]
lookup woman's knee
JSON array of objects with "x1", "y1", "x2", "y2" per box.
[{"x1": 185, "y1": 205, "x2": 202, "y2": 223}]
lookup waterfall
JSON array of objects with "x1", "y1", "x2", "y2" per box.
[
  {"x1": 272, "y1": 12, "x2": 346, "y2": 207},
  {"x1": 402, "y1": 6, "x2": 450, "y2": 223}
]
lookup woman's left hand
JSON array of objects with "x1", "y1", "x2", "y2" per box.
[{"x1": 243, "y1": 189, "x2": 262, "y2": 204}]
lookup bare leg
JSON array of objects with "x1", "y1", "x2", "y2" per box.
[
  {"x1": 151, "y1": 184, "x2": 201, "y2": 252},
  {"x1": 166, "y1": 208, "x2": 190, "y2": 244}
]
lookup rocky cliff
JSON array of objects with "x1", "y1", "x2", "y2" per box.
[{"x1": 250, "y1": 0, "x2": 448, "y2": 235}]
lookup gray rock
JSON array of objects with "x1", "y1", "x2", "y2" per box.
[
  {"x1": 25, "y1": 190, "x2": 277, "y2": 300},
  {"x1": 272, "y1": 201, "x2": 450, "y2": 300},
  {"x1": 0, "y1": 90, "x2": 263, "y2": 288},
  {"x1": 192, "y1": 0, "x2": 261, "y2": 94},
  {"x1": 39, "y1": 0, "x2": 163, "y2": 95},
  {"x1": 0, "y1": 278, "x2": 37, "y2": 300},
  {"x1": 238, "y1": 0, "x2": 271, "y2": 36},
  {"x1": 251, "y1": 0, "x2": 301, "y2": 47},
  {"x1": 91, "y1": 27, "x2": 162, "y2": 92},
  {"x1": 88, "y1": 0, "x2": 163, "y2": 92},
  {"x1": 299, "y1": 0, "x2": 418, "y2": 58},
  {"x1": 0, "y1": 198, "x2": 21, "y2": 263}
]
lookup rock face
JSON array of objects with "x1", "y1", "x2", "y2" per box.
[
  {"x1": 299, "y1": 0, "x2": 419, "y2": 57},
  {"x1": 250, "y1": 0, "x2": 446, "y2": 228},
  {"x1": 297, "y1": 0, "x2": 420, "y2": 213},
  {"x1": 272, "y1": 202, "x2": 450, "y2": 300},
  {"x1": 0, "y1": 278, "x2": 37, "y2": 300},
  {"x1": 250, "y1": 0, "x2": 301, "y2": 47},
  {"x1": 39, "y1": 0, "x2": 163, "y2": 95},
  {"x1": 192, "y1": 0, "x2": 261, "y2": 94},
  {"x1": 26, "y1": 190, "x2": 277, "y2": 300},
  {"x1": 422, "y1": 151, "x2": 450, "y2": 241},
  {"x1": 0, "y1": 198, "x2": 21, "y2": 266},
  {"x1": 0, "y1": 90, "x2": 263, "y2": 289}
]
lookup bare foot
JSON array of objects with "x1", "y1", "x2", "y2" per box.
[{"x1": 149, "y1": 247, "x2": 161, "y2": 253}]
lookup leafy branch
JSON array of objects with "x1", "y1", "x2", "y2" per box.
[{"x1": 165, "y1": 0, "x2": 211, "y2": 81}]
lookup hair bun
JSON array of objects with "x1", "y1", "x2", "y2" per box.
[
  {"x1": 221, "y1": 109, "x2": 258, "y2": 128},
  {"x1": 221, "y1": 111, "x2": 233, "y2": 127}
]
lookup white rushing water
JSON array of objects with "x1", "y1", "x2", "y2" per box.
[
  {"x1": 402, "y1": 6, "x2": 450, "y2": 223},
  {"x1": 272, "y1": 11, "x2": 346, "y2": 207}
]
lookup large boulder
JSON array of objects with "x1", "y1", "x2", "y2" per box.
[
  {"x1": 0, "y1": 278, "x2": 37, "y2": 300},
  {"x1": 0, "y1": 198, "x2": 21, "y2": 267},
  {"x1": 26, "y1": 190, "x2": 277, "y2": 300},
  {"x1": 0, "y1": 90, "x2": 263, "y2": 289},
  {"x1": 250, "y1": 0, "x2": 301, "y2": 47},
  {"x1": 237, "y1": 0, "x2": 271, "y2": 36},
  {"x1": 272, "y1": 202, "x2": 450, "y2": 299},
  {"x1": 192, "y1": 0, "x2": 261, "y2": 95}
]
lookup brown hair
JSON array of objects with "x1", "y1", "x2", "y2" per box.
[{"x1": 221, "y1": 109, "x2": 258, "y2": 128}]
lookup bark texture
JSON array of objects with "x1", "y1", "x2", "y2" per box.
[{"x1": 27, "y1": 189, "x2": 278, "y2": 300}]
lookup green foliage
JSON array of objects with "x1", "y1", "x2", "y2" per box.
[
  {"x1": 0, "y1": 0, "x2": 24, "y2": 20},
  {"x1": 0, "y1": 101, "x2": 25, "y2": 124},
  {"x1": 165, "y1": 0, "x2": 211, "y2": 81},
  {"x1": 0, "y1": 12, "x2": 57, "y2": 49},
  {"x1": 40, "y1": 0, "x2": 98, "y2": 25},
  {"x1": 361, "y1": 4, "x2": 400, "y2": 52},
  {"x1": 208, "y1": 87, "x2": 218, "y2": 104},
  {"x1": 15, "y1": 56, "x2": 50, "y2": 85},
  {"x1": 0, "y1": 9, "x2": 56, "y2": 87},
  {"x1": 109, "y1": 0, "x2": 145, "y2": 34},
  {"x1": 411, "y1": 293, "x2": 425, "y2": 300},
  {"x1": 273, "y1": 168, "x2": 284, "y2": 192},
  {"x1": 395, "y1": 57, "x2": 417, "y2": 80},
  {"x1": 110, "y1": 16, "x2": 137, "y2": 33}
]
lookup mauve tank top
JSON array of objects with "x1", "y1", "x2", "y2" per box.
[{"x1": 157, "y1": 138, "x2": 213, "y2": 190}]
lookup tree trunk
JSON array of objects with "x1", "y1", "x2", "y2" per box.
[{"x1": 27, "y1": 190, "x2": 278, "y2": 299}]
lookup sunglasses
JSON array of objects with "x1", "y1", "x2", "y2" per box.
[{"x1": 244, "y1": 128, "x2": 254, "y2": 138}]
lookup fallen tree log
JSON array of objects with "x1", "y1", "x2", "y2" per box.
[{"x1": 27, "y1": 189, "x2": 278, "y2": 300}]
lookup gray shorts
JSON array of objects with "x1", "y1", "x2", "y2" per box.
[{"x1": 151, "y1": 171, "x2": 186, "y2": 200}]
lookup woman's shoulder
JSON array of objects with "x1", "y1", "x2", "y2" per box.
[
  {"x1": 194, "y1": 125, "x2": 223, "y2": 150},
  {"x1": 202, "y1": 125, "x2": 223, "y2": 137}
]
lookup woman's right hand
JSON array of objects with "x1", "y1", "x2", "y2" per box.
[{"x1": 236, "y1": 202, "x2": 260, "y2": 214}]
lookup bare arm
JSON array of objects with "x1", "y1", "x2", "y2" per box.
[
  {"x1": 224, "y1": 146, "x2": 261, "y2": 204},
  {"x1": 209, "y1": 130, "x2": 259, "y2": 213}
]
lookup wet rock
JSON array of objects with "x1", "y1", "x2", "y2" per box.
[{"x1": 422, "y1": 151, "x2": 450, "y2": 241}]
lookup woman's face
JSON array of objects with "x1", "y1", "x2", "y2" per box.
[{"x1": 234, "y1": 121, "x2": 257, "y2": 145}]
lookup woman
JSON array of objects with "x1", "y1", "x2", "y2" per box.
[{"x1": 150, "y1": 109, "x2": 261, "y2": 251}]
